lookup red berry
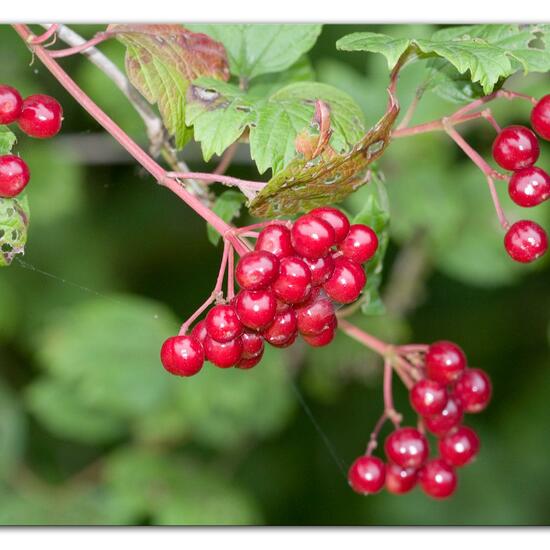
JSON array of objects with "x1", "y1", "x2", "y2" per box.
[
  {"x1": 0, "y1": 155, "x2": 30, "y2": 198},
  {"x1": 425, "y1": 340, "x2": 467, "y2": 385},
  {"x1": 235, "y1": 250, "x2": 279, "y2": 290},
  {"x1": 255, "y1": 223, "x2": 294, "y2": 259},
  {"x1": 410, "y1": 379, "x2": 447, "y2": 416},
  {"x1": 302, "y1": 254, "x2": 335, "y2": 286},
  {"x1": 504, "y1": 220, "x2": 548, "y2": 263},
  {"x1": 454, "y1": 368, "x2": 492, "y2": 413},
  {"x1": 296, "y1": 295, "x2": 335, "y2": 336},
  {"x1": 419, "y1": 459, "x2": 457, "y2": 499},
  {"x1": 0, "y1": 85, "x2": 23, "y2": 124},
  {"x1": 309, "y1": 206, "x2": 350, "y2": 243},
  {"x1": 236, "y1": 350, "x2": 264, "y2": 369},
  {"x1": 424, "y1": 397, "x2": 464, "y2": 437},
  {"x1": 492, "y1": 125, "x2": 540, "y2": 171},
  {"x1": 241, "y1": 330, "x2": 264, "y2": 359},
  {"x1": 348, "y1": 455, "x2": 386, "y2": 495},
  {"x1": 234, "y1": 289, "x2": 277, "y2": 331},
  {"x1": 160, "y1": 335, "x2": 204, "y2": 377},
  {"x1": 262, "y1": 309, "x2": 298, "y2": 347},
  {"x1": 439, "y1": 426, "x2": 480, "y2": 467},
  {"x1": 18, "y1": 94, "x2": 63, "y2": 139},
  {"x1": 385, "y1": 463, "x2": 418, "y2": 495},
  {"x1": 205, "y1": 304, "x2": 243, "y2": 343},
  {"x1": 531, "y1": 94, "x2": 550, "y2": 140},
  {"x1": 190, "y1": 319, "x2": 208, "y2": 344},
  {"x1": 339, "y1": 224, "x2": 378, "y2": 264},
  {"x1": 204, "y1": 336, "x2": 243, "y2": 368},
  {"x1": 508, "y1": 167, "x2": 550, "y2": 207},
  {"x1": 291, "y1": 214, "x2": 336, "y2": 259},
  {"x1": 301, "y1": 319, "x2": 337, "y2": 347},
  {"x1": 384, "y1": 427, "x2": 429, "y2": 469},
  {"x1": 272, "y1": 256, "x2": 312, "y2": 304},
  {"x1": 323, "y1": 257, "x2": 366, "y2": 304}
]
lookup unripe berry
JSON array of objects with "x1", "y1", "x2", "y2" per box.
[
  {"x1": 205, "y1": 304, "x2": 243, "y2": 343},
  {"x1": 255, "y1": 223, "x2": 294, "y2": 259},
  {"x1": 439, "y1": 426, "x2": 480, "y2": 467},
  {"x1": 348, "y1": 455, "x2": 386, "y2": 495},
  {"x1": 508, "y1": 167, "x2": 550, "y2": 207},
  {"x1": 504, "y1": 220, "x2": 548, "y2": 263},
  {"x1": 160, "y1": 335, "x2": 204, "y2": 377},
  {"x1": 385, "y1": 463, "x2": 418, "y2": 495},
  {"x1": 323, "y1": 257, "x2": 366, "y2": 304},
  {"x1": 454, "y1": 368, "x2": 492, "y2": 413},
  {"x1": 272, "y1": 256, "x2": 312, "y2": 304},
  {"x1": 384, "y1": 427, "x2": 429, "y2": 469},
  {"x1": 531, "y1": 94, "x2": 550, "y2": 140},
  {"x1": 0, "y1": 155, "x2": 31, "y2": 198},
  {"x1": 339, "y1": 224, "x2": 378, "y2": 264},
  {"x1": 425, "y1": 340, "x2": 467, "y2": 385},
  {"x1": 291, "y1": 214, "x2": 336, "y2": 259},
  {"x1": 0, "y1": 85, "x2": 23, "y2": 124},
  {"x1": 235, "y1": 250, "x2": 279, "y2": 290},
  {"x1": 309, "y1": 206, "x2": 350, "y2": 243},
  {"x1": 410, "y1": 379, "x2": 447, "y2": 416},
  {"x1": 18, "y1": 94, "x2": 63, "y2": 138},
  {"x1": 492, "y1": 125, "x2": 540, "y2": 171},
  {"x1": 419, "y1": 459, "x2": 457, "y2": 499},
  {"x1": 204, "y1": 336, "x2": 243, "y2": 368},
  {"x1": 234, "y1": 289, "x2": 277, "y2": 330},
  {"x1": 424, "y1": 396, "x2": 463, "y2": 437}
]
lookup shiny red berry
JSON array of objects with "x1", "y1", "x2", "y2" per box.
[
  {"x1": 323, "y1": 257, "x2": 366, "y2": 304},
  {"x1": 235, "y1": 250, "x2": 279, "y2": 290},
  {"x1": 385, "y1": 463, "x2": 418, "y2": 495},
  {"x1": 301, "y1": 322, "x2": 336, "y2": 347},
  {"x1": 419, "y1": 459, "x2": 457, "y2": 499},
  {"x1": 291, "y1": 214, "x2": 336, "y2": 259},
  {"x1": 492, "y1": 125, "x2": 540, "y2": 171},
  {"x1": 504, "y1": 220, "x2": 548, "y2": 263},
  {"x1": 348, "y1": 455, "x2": 386, "y2": 495},
  {"x1": 160, "y1": 335, "x2": 204, "y2": 377},
  {"x1": 272, "y1": 256, "x2": 312, "y2": 304},
  {"x1": 296, "y1": 295, "x2": 335, "y2": 336},
  {"x1": 234, "y1": 289, "x2": 277, "y2": 331},
  {"x1": 410, "y1": 379, "x2": 447, "y2": 416},
  {"x1": 531, "y1": 94, "x2": 550, "y2": 140},
  {"x1": 204, "y1": 336, "x2": 243, "y2": 368},
  {"x1": 508, "y1": 167, "x2": 550, "y2": 207},
  {"x1": 262, "y1": 309, "x2": 298, "y2": 347},
  {"x1": 18, "y1": 94, "x2": 63, "y2": 139},
  {"x1": 302, "y1": 254, "x2": 335, "y2": 286},
  {"x1": 0, "y1": 155, "x2": 30, "y2": 198},
  {"x1": 309, "y1": 206, "x2": 350, "y2": 243},
  {"x1": 236, "y1": 350, "x2": 264, "y2": 369},
  {"x1": 339, "y1": 224, "x2": 378, "y2": 264},
  {"x1": 205, "y1": 304, "x2": 243, "y2": 343},
  {"x1": 241, "y1": 330, "x2": 264, "y2": 359},
  {"x1": 0, "y1": 85, "x2": 23, "y2": 124},
  {"x1": 424, "y1": 397, "x2": 463, "y2": 437},
  {"x1": 439, "y1": 426, "x2": 480, "y2": 467},
  {"x1": 454, "y1": 368, "x2": 492, "y2": 413},
  {"x1": 255, "y1": 223, "x2": 294, "y2": 259},
  {"x1": 426, "y1": 340, "x2": 467, "y2": 385},
  {"x1": 190, "y1": 319, "x2": 208, "y2": 344},
  {"x1": 385, "y1": 427, "x2": 429, "y2": 469}
]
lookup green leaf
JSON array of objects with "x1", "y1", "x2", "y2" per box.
[
  {"x1": 112, "y1": 24, "x2": 230, "y2": 148},
  {"x1": 103, "y1": 447, "x2": 261, "y2": 525},
  {"x1": 36, "y1": 294, "x2": 179, "y2": 418},
  {"x1": 207, "y1": 190, "x2": 246, "y2": 246},
  {"x1": 0, "y1": 194, "x2": 29, "y2": 267},
  {"x1": 0, "y1": 125, "x2": 16, "y2": 154},
  {"x1": 0, "y1": 381, "x2": 26, "y2": 479},
  {"x1": 187, "y1": 24, "x2": 322, "y2": 80},
  {"x1": 336, "y1": 32, "x2": 411, "y2": 69},
  {"x1": 25, "y1": 378, "x2": 127, "y2": 444},
  {"x1": 250, "y1": 81, "x2": 366, "y2": 175}
]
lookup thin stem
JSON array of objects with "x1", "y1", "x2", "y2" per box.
[
  {"x1": 227, "y1": 246, "x2": 235, "y2": 300},
  {"x1": 29, "y1": 24, "x2": 59, "y2": 44},
  {"x1": 383, "y1": 359, "x2": 402, "y2": 427},
  {"x1": 397, "y1": 344, "x2": 429, "y2": 354},
  {"x1": 365, "y1": 413, "x2": 387, "y2": 456},
  {"x1": 48, "y1": 32, "x2": 113, "y2": 58},
  {"x1": 166, "y1": 171, "x2": 265, "y2": 198},
  {"x1": 337, "y1": 319, "x2": 391, "y2": 357}
]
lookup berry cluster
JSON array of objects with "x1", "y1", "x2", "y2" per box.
[
  {"x1": 0, "y1": 84, "x2": 63, "y2": 199},
  {"x1": 492, "y1": 95, "x2": 550, "y2": 263},
  {"x1": 160, "y1": 207, "x2": 378, "y2": 376},
  {"x1": 348, "y1": 340, "x2": 491, "y2": 499}
]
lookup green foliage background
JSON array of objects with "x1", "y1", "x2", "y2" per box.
[{"x1": 0, "y1": 24, "x2": 549, "y2": 525}]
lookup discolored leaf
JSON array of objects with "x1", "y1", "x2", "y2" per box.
[
  {"x1": 0, "y1": 125, "x2": 16, "y2": 153},
  {"x1": 0, "y1": 194, "x2": 29, "y2": 267},
  {"x1": 111, "y1": 24, "x2": 230, "y2": 148}
]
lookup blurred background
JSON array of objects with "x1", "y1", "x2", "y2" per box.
[{"x1": 0, "y1": 24, "x2": 549, "y2": 525}]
